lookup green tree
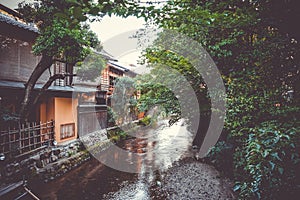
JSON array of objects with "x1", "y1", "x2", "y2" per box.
[
  {"x1": 136, "y1": 44, "x2": 211, "y2": 128},
  {"x1": 135, "y1": 64, "x2": 182, "y2": 124},
  {"x1": 18, "y1": 0, "x2": 98, "y2": 120},
  {"x1": 17, "y1": 0, "x2": 138, "y2": 121},
  {"x1": 75, "y1": 50, "x2": 106, "y2": 82},
  {"x1": 111, "y1": 76, "x2": 137, "y2": 125},
  {"x1": 134, "y1": 0, "x2": 300, "y2": 198}
]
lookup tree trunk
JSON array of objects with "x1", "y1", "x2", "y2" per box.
[
  {"x1": 29, "y1": 73, "x2": 66, "y2": 114},
  {"x1": 20, "y1": 54, "x2": 53, "y2": 121}
]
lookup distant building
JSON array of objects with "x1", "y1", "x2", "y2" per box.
[{"x1": 99, "y1": 60, "x2": 137, "y2": 106}]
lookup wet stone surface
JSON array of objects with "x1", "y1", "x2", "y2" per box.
[
  {"x1": 25, "y1": 120, "x2": 235, "y2": 199},
  {"x1": 151, "y1": 158, "x2": 235, "y2": 200}
]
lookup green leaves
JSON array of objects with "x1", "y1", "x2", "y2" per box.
[
  {"x1": 89, "y1": 7, "x2": 100, "y2": 15},
  {"x1": 75, "y1": 51, "x2": 105, "y2": 81},
  {"x1": 73, "y1": 6, "x2": 85, "y2": 21},
  {"x1": 110, "y1": 77, "x2": 138, "y2": 125},
  {"x1": 18, "y1": 0, "x2": 103, "y2": 64},
  {"x1": 233, "y1": 183, "x2": 241, "y2": 192},
  {"x1": 269, "y1": 161, "x2": 275, "y2": 170},
  {"x1": 18, "y1": 0, "x2": 146, "y2": 64},
  {"x1": 18, "y1": 1, "x2": 300, "y2": 198},
  {"x1": 32, "y1": 18, "x2": 98, "y2": 64},
  {"x1": 136, "y1": 1, "x2": 300, "y2": 199},
  {"x1": 236, "y1": 121, "x2": 300, "y2": 199},
  {"x1": 278, "y1": 167, "x2": 284, "y2": 175},
  {"x1": 54, "y1": 12, "x2": 69, "y2": 20}
]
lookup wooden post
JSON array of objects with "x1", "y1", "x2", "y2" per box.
[
  {"x1": 1, "y1": 130, "x2": 4, "y2": 154},
  {"x1": 18, "y1": 122, "x2": 21, "y2": 154},
  {"x1": 9, "y1": 127, "x2": 12, "y2": 155},
  {"x1": 51, "y1": 120, "x2": 55, "y2": 145}
]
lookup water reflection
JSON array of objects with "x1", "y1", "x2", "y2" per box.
[
  {"x1": 33, "y1": 119, "x2": 194, "y2": 199},
  {"x1": 102, "y1": 119, "x2": 194, "y2": 199},
  {"x1": 92, "y1": 119, "x2": 193, "y2": 173}
]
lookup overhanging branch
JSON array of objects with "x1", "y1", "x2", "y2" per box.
[{"x1": 31, "y1": 74, "x2": 66, "y2": 110}]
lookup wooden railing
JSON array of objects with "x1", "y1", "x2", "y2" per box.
[{"x1": 0, "y1": 120, "x2": 55, "y2": 157}]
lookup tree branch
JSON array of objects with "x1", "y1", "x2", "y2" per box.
[
  {"x1": 29, "y1": 74, "x2": 66, "y2": 118},
  {"x1": 20, "y1": 54, "x2": 53, "y2": 121}
]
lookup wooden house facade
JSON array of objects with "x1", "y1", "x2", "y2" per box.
[
  {"x1": 0, "y1": 4, "x2": 140, "y2": 157},
  {"x1": 99, "y1": 60, "x2": 137, "y2": 106},
  {"x1": 0, "y1": 4, "x2": 103, "y2": 155}
]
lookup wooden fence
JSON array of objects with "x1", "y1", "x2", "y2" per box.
[{"x1": 0, "y1": 120, "x2": 55, "y2": 157}]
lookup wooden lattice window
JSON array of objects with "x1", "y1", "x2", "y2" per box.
[
  {"x1": 60, "y1": 123, "x2": 75, "y2": 140},
  {"x1": 109, "y1": 76, "x2": 117, "y2": 87},
  {"x1": 54, "y1": 61, "x2": 65, "y2": 86}
]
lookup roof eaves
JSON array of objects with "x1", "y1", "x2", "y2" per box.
[
  {"x1": 108, "y1": 61, "x2": 130, "y2": 72},
  {"x1": 0, "y1": 80, "x2": 96, "y2": 93},
  {"x1": 0, "y1": 12, "x2": 39, "y2": 34}
]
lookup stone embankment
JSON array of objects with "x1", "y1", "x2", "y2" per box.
[
  {"x1": 1, "y1": 129, "x2": 112, "y2": 186},
  {"x1": 0, "y1": 140, "x2": 86, "y2": 184}
]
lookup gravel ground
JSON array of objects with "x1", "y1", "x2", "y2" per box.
[{"x1": 151, "y1": 158, "x2": 236, "y2": 200}]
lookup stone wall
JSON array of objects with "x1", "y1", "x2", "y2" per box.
[{"x1": 0, "y1": 140, "x2": 90, "y2": 185}]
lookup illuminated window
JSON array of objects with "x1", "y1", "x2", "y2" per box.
[{"x1": 60, "y1": 123, "x2": 75, "y2": 139}]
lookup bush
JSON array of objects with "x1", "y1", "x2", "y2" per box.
[
  {"x1": 139, "y1": 116, "x2": 152, "y2": 126},
  {"x1": 107, "y1": 107, "x2": 116, "y2": 127},
  {"x1": 206, "y1": 140, "x2": 234, "y2": 178},
  {"x1": 233, "y1": 121, "x2": 300, "y2": 199},
  {"x1": 107, "y1": 128, "x2": 127, "y2": 142}
]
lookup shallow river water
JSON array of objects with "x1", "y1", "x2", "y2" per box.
[{"x1": 30, "y1": 120, "x2": 195, "y2": 199}]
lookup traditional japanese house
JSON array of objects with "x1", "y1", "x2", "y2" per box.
[
  {"x1": 0, "y1": 4, "x2": 105, "y2": 156},
  {"x1": 99, "y1": 60, "x2": 137, "y2": 106}
]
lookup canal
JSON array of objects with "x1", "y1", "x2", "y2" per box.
[{"x1": 29, "y1": 120, "x2": 194, "y2": 199}]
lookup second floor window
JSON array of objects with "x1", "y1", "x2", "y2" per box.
[
  {"x1": 109, "y1": 76, "x2": 117, "y2": 87},
  {"x1": 53, "y1": 62, "x2": 73, "y2": 86}
]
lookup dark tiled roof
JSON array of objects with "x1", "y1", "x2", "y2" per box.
[
  {"x1": 0, "y1": 80, "x2": 97, "y2": 93},
  {"x1": 108, "y1": 61, "x2": 130, "y2": 72},
  {"x1": 0, "y1": 12, "x2": 38, "y2": 33}
]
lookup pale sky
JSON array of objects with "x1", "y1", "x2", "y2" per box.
[
  {"x1": 0, "y1": 0, "x2": 21, "y2": 9},
  {"x1": 91, "y1": 15, "x2": 146, "y2": 67}
]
